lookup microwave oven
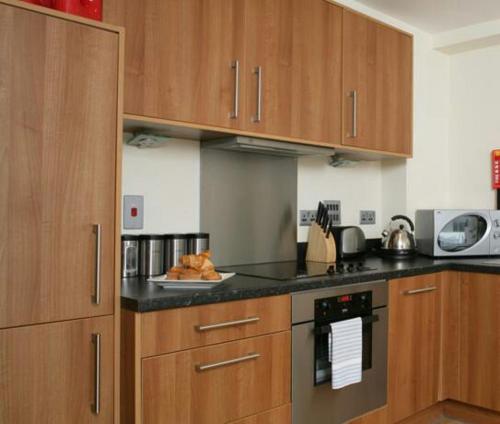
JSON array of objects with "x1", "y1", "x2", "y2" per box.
[{"x1": 415, "y1": 209, "x2": 500, "y2": 257}]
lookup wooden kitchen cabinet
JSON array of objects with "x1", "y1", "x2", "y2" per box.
[
  {"x1": 141, "y1": 295, "x2": 290, "y2": 357},
  {"x1": 0, "y1": 2, "x2": 119, "y2": 328},
  {"x1": 387, "y1": 274, "x2": 442, "y2": 422},
  {"x1": 242, "y1": 0, "x2": 342, "y2": 145},
  {"x1": 121, "y1": 296, "x2": 291, "y2": 424},
  {"x1": 104, "y1": 0, "x2": 246, "y2": 130},
  {"x1": 342, "y1": 9, "x2": 413, "y2": 155},
  {"x1": 458, "y1": 272, "x2": 500, "y2": 412},
  {"x1": 0, "y1": 316, "x2": 115, "y2": 423},
  {"x1": 143, "y1": 332, "x2": 291, "y2": 424}
]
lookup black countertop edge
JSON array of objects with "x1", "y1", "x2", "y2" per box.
[{"x1": 121, "y1": 257, "x2": 500, "y2": 313}]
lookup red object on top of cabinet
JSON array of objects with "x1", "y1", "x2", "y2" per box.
[{"x1": 22, "y1": 0, "x2": 102, "y2": 21}]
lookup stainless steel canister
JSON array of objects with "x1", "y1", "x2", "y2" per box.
[
  {"x1": 121, "y1": 235, "x2": 139, "y2": 278},
  {"x1": 139, "y1": 234, "x2": 165, "y2": 277},
  {"x1": 186, "y1": 233, "x2": 210, "y2": 255},
  {"x1": 164, "y1": 234, "x2": 188, "y2": 269}
]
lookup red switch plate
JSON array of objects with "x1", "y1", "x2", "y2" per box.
[{"x1": 131, "y1": 207, "x2": 138, "y2": 217}]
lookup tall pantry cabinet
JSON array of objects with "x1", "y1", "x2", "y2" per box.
[{"x1": 0, "y1": 1, "x2": 123, "y2": 422}]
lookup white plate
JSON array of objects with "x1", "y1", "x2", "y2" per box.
[{"x1": 147, "y1": 272, "x2": 235, "y2": 289}]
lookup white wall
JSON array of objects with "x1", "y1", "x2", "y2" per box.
[
  {"x1": 121, "y1": 139, "x2": 200, "y2": 234},
  {"x1": 448, "y1": 44, "x2": 500, "y2": 209},
  {"x1": 297, "y1": 159, "x2": 383, "y2": 240}
]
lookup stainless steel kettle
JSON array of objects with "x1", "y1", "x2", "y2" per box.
[{"x1": 381, "y1": 215, "x2": 417, "y2": 256}]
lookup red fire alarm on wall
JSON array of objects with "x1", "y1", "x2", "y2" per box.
[{"x1": 492, "y1": 150, "x2": 500, "y2": 189}]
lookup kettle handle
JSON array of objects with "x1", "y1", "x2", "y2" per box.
[{"x1": 391, "y1": 215, "x2": 415, "y2": 232}]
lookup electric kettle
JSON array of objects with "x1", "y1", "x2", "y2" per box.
[{"x1": 381, "y1": 215, "x2": 417, "y2": 257}]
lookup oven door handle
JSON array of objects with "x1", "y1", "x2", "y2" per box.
[{"x1": 314, "y1": 314, "x2": 379, "y2": 335}]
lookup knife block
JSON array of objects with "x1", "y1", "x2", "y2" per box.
[{"x1": 306, "y1": 222, "x2": 336, "y2": 263}]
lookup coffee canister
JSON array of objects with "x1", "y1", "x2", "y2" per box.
[
  {"x1": 121, "y1": 235, "x2": 139, "y2": 278},
  {"x1": 186, "y1": 233, "x2": 210, "y2": 255},
  {"x1": 164, "y1": 234, "x2": 188, "y2": 269},
  {"x1": 139, "y1": 234, "x2": 165, "y2": 277}
]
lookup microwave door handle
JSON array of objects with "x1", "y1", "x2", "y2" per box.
[{"x1": 314, "y1": 314, "x2": 379, "y2": 335}]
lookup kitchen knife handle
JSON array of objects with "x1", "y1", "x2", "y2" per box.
[
  {"x1": 252, "y1": 66, "x2": 263, "y2": 123},
  {"x1": 230, "y1": 60, "x2": 240, "y2": 119}
]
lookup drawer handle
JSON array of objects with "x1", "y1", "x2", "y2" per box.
[
  {"x1": 196, "y1": 352, "x2": 260, "y2": 372},
  {"x1": 404, "y1": 286, "x2": 437, "y2": 295},
  {"x1": 195, "y1": 316, "x2": 260, "y2": 332}
]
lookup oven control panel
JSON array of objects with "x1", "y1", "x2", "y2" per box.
[{"x1": 314, "y1": 291, "x2": 372, "y2": 323}]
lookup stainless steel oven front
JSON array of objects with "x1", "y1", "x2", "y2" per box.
[{"x1": 291, "y1": 280, "x2": 388, "y2": 424}]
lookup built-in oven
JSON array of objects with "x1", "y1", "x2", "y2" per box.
[{"x1": 292, "y1": 280, "x2": 388, "y2": 424}]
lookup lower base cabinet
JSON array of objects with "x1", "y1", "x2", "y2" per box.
[
  {"x1": 455, "y1": 273, "x2": 500, "y2": 412},
  {"x1": 142, "y1": 332, "x2": 290, "y2": 424},
  {"x1": 0, "y1": 316, "x2": 115, "y2": 423}
]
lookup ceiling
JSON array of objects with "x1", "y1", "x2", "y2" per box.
[{"x1": 356, "y1": 0, "x2": 500, "y2": 33}]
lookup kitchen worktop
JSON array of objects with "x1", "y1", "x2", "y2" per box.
[{"x1": 121, "y1": 255, "x2": 500, "y2": 312}]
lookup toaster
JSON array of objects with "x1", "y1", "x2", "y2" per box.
[{"x1": 331, "y1": 226, "x2": 367, "y2": 258}]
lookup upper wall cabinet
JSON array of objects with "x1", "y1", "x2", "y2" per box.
[
  {"x1": 105, "y1": 0, "x2": 412, "y2": 156},
  {"x1": 342, "y1": 10, "x2": 413, "y2": 156},
  {"x1": 242, "y1": 0, "x2": 342, "y2": 144},
  {"x1": 104, "y1": 0, "x2": 343, "y2": 146},
  {"x1": 104, "y1": 0, "x2": 246, "y2": 130}
]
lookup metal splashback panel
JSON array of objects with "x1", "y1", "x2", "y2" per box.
[{"x1": 200, "y1": 148, "x2": 297, "y2": 266}]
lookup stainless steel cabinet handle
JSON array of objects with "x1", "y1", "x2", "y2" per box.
[
  {"x1": 195, "y1": 316, "x2": 260, "y2": 332},
  {"x1": 404, "y1": 286, "x2": 437, "y2": 295},
  {"x1": 348, "y1": 90, "x2": 358, "y2": 138},
  {"x1": 91, "y1": 333, "x2": 101, "y2": 415},
  {"x1": 252, "y1": 66, "x2": 262, "y2": 123},
  {"x1": 93, "y1": 224, "x2": 101, "y2": 304},
  {"x1": 196, "y1": 352, "x2": 260, "y2": 372},
  {"x1": 230, "y1": 60, "x2": 240, "y2": 119}
]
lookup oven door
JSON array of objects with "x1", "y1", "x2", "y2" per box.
[
  {"x1": 292, "y1": 307, "x2": 388, "y2": 424},
  {"x1": 434, "y1": 210, "x2": 490, "y2": 256}
]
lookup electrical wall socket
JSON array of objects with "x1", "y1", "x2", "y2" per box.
[
  {"x1": 360, "y1": 210, "x2": 376, "y2": 225},
  {"x1": 323, "y1": 200, "x2": 341, "y2": 225},
  {"x1": 300, "y1": 210, "x2": 317, "y2": 226}
]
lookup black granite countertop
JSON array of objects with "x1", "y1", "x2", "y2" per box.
[{"x1": 121, "y1": 255, "x2": 500, "y2": 312}]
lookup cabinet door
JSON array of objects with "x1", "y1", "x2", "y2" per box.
[
  {"x1": 104, "y1": 0, "x2": 246, "y2": 129},
  {"x1": 388, "y1": 274, "x2": 441, "y2": 422},
  {"x1": 142, "y1": 332, "x2": 290, "y2": 424},
  {"x1": 243, "y1": 0, "x2": 342, "y2": 144},
  {"x1": 459, "y1": 273, "x2": 500, "y2": 411},
  {"x1": 0, "y1": 5, "x2": 118, "y2": 328},
  {"x1": 342, "y1": 10, "x2": 413, "y2": 155},
  {"x1": 0, "y1": 316, "x2": 114, "y2": 423}
]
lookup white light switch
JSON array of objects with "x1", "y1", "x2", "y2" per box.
[{"x1": 123, "y1": 195, "x2": 144, "y2": 230}]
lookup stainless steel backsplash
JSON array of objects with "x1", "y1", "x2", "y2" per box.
[{"x1": 200, "y1": 148, "x2": 297, "y2": 266}]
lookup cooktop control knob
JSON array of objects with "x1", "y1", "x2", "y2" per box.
[
  {"x1": 327, "y1": 265, "x2": 335, "y2": 275},
  {"x1": 347, "y1": 263, "x2": 354, "y2": 272}
]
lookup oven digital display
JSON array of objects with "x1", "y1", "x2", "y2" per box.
[{"x1": 337, "y1": 295, "x2": 352, "y2": 303}]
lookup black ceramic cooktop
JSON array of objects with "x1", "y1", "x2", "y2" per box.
[{"x1": 218, "y1": 260, "x2": 376, "y2": 281}]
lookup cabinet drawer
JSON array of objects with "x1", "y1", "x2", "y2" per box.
[
  {"x1": 141, "y1": 295, "x2": 290, "y2": 357},
  {"x1": 228, "y1": 404, "x2": 291, "y2": 424},
  {"x1": 142, "y1": 331, "x2": 291, "y2": 424}
]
